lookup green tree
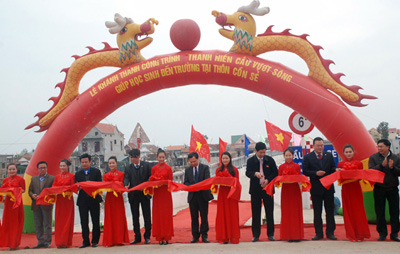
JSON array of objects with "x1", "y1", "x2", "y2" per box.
[{"x1": 377, "y1": 121, "x2": 389, "y2": 139}]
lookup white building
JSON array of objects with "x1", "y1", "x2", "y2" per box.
[{"x1": 78, "y1": 123, "x2": 125, "y2": 168}]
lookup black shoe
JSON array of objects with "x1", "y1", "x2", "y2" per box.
[
  {"x1": 32, "y1": 244, "x2": 43, "y2": 249},
  {"x1": 378, "y1": 235, "x2": 386, "y2": 241},
  {"x1": 312, "y1": 235, "x2": 323, "y2": 241},
  {"x1": 159, "y1": 241, "x2": 163, "y2": 245},
  {"x1": 327, "y1": 235, "x2": 337, "y2": 240},
  {"x1": 164, "y1": 241, "x2": 168, "y2": 245},
  {"x1": 190, "y1": 238, "x2": 199, "y2": 243},
  {"x1": 268, "y1": 236, "x2": 275, "y2": 241},
  {"x1": 79, "y1": 243, "x2": 90, "y2": 248},
  {"x1": 43, "y1": 244, "x2": 50, "y2": 248},
  {"x1": 252, "y1": 237, "x2": 259, "y2": 242},
  {"x1": 202, "y1": 236, "x2": 210, "y2": 243},
  {"x1": 92, "y1": 243, "x2": 98, "y2": 247},
  {"x1": 390, "y1": 236, "x2": 400, "y2": 242},
  {"x1": 130, "y1": 239, "x2": 141, "y2": 244},
  {"x1": 144, "y1": 238, "x2": 151, "y2": 244}
]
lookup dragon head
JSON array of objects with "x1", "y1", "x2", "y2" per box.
[
  {"x1": 106, "y1": 13, "x2": 158, "y2": 64},
  {"x1": 212, "y1": 0, "x2": 269, "y2": 54}
]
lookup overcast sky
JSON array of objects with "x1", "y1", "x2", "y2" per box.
[{"x1": 1, "y1": 0, "x2": 399, "y2": 154}]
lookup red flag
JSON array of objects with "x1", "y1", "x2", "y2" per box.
[
  {"x1": 265, "y1": 120, "x2": 292, "y2": 152},
  {"x1": 189, "y1": 125, "x2": 211, "y2": 162},
  {"x1": 219, "y1": 137, "x2": 227, "y2": 163}
]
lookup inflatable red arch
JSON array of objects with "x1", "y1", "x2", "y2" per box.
[
  {"x1": 25, "y1": 49, "x2": 376, "y2": 178},
  {"x1": 21, "y1": 2, "x2": 380, "y2": 230},
  {"x1": 21, "y1": 49, "x2": 379, "y2": 230}
]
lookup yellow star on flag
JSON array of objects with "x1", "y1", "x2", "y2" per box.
[
  {"x1": 275, "y1": 132, "x2": 284, "y2": 144},
  {"x1": 195, "y1": 141, "x2": 202, "y2": 152}
]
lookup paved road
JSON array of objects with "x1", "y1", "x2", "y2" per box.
[
  {"x1": 15, "y1": 241, "x2": 400, "y2": 254},
  {"x1": 19, "y1": 162, "x2": 400, "y2": 253}
]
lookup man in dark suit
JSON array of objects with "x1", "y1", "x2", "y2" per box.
[
  {"x1": 369, "y1": 139, "x2": 400, "y2": 241},
  {"x1": 75, "y1": 153, "x2": 103, "y2": 248},
  {"x1": 184, "y1": 152, "x2": 214, "y2": 243},
  {"x1": 29, "y1": 161, "x2": 55, "y2": 249},
  {"x1": 124, "y1": 149, "x2": 152, "y2": 244},
  {"x1": 303, "y1": 137, "x2": 337, "y2": 240},
  {"x1": 245, "y1": 142, "x2": 278, "y2": 242}
]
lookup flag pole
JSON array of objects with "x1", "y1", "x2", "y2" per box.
[{"x1": 266, "y1": 137, "x2": 272, "y2": 156}]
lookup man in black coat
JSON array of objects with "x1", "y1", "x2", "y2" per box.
[
  {"x1": 184, "y1": 152, "x2": 214, "y2": 243},
  {"x1": 75, "y1": 153, "x2": 103, "y2": 248},
  {"x1": 124, "y1": 149, "x2": 152, "y2": 244},
  {"x1": 303, "y1": 137, "x2": 337, "y2": 240},
  {"x1": 369, "y1": 139, "x2": 400, "y2": 241},
  {"x1": 245, "y1": 142, "x2": 278, "y2": 242}
]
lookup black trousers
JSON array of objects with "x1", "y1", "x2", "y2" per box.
[
  {"x1": 79, "y1": 202, "x2": 100, "y2": 245},
  {"x1": 373, "y1": 187, "x2": 400, "y2": 238},
  {"x1": 189, "y1": 192, "x2": 210, "y2": 239},
  {"x1": 130, "y1": 193, "x2": 152, "y2": 240},
  {"x1": 251, "y1": 192, "x2": 274, "y2": 237},
  {"x1": 311, "y1": 191, "x2": 336, "y2": 236}
]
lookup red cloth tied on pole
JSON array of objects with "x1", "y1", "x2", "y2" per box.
[
  {"x1": 263, "y1": 175, "x2": 311, "y2": 196},
  {"x1": 36, "y1": 185, "x2": 79, "y2": 205},
  {"x1": 265, "y1": 120, "x2": 292, "y2": 152},
  {"x1": 219, "y1": 138, "x2": 227, "y2": 164},
  {"x1": 320, "y1": 169, "x2": 385, "y2": 190},
  {"x1": 189, "y1": 125, "x2": 211, "y2": 162},
  {"x1": 181, "y1": 174, "x2": 242, "y2": 201},
  {"x1": 0, "y1": 187, "x2": 23, "y2": 209}
]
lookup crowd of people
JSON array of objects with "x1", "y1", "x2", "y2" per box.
[{"x1": 0, "y1": 138, "x2": 399, "y2": 250}]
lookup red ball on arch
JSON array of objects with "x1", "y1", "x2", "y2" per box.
[{"x1": 170, "y1": 19, "x2": 201, "y2": 51}]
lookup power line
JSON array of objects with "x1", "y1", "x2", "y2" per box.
[
  {"x1": 0, "y1": 143, "x2": 39, "y2": 145},
  {"x1": 0, "y1": 129, "x2": 37, "y2": 153}
]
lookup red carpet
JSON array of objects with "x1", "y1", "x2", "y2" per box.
[
  {"x1": 173, "y1": 200, "x2": 252, "y2": 242},
  {"x1": 0, "y1": 201, "x2": 386, "y2": 249}
]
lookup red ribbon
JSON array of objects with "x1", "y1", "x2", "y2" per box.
[
  {"x1": 128, "y1": 180, "x2": 186, "y2": 196},
  {"x1": 320, "y1": 169, "x2": 385, "y2": 189},
  {"x1": 263, "y1": 175, "x2": 311, "y2": 196},
  {"x1": 180, "y1": 176, "x2": 242, "y2": 200},
  {"x1": 0, "y1": 187, "x2": 23, "y2": 209},
  {"x1": 36, "y1": 185, "x2": 79, "y2": 205}
]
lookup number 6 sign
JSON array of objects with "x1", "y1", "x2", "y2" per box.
[{"x1": 288, "y1": 111, "x2": 314, "y2": 135}]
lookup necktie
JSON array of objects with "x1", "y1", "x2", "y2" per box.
[
  {"x1": 136, "y1": 164, "x2": 142, "y2": 179},
  {"x1": 318, "y1": 153, "x2": 322, "y2": 160},
  {"x1": 194, "y1": 167, "x2": 199, "y2": 183},
  {"x1": 259, "y1": 158, "x2": 265, "y2": 185}
]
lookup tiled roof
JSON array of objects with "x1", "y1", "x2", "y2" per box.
[
  {"x1": 145, "y1": 145, "x2": 159, "y2": 153},
  {"x1": 166, "y1": 145, "x2": 185, "y2": 151},
  {"x1": 209, "y1": 144, "x2": 219, "y2": 151},
  {"x1": 96, "y1": 123, "x2": 123, "y2": 135}
]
